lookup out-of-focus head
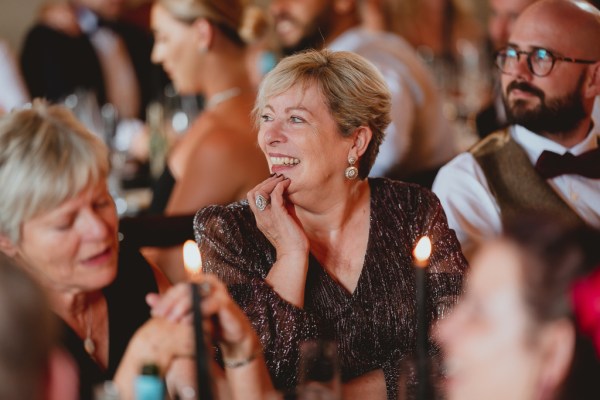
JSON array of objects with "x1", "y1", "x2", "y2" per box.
[
  {"x1": 0, "y1": 253, "x2": 56, "y2": 399},
  {"x1": 497, "y1": 0, "x2": 600, "y2": 135},
  {"x1": 254, "y1": 49, "x2": 391, "y2": 186},
  {"x1": 0, "y1": 253, "x2": 79, "y2": 400},
  {"x1": 0, "y1": 102, "x2": 118, "y2": 293},
  {"x1": 437, "y1": 217, "x2": 600, "y2": 400},
  {"x1": 488, "y1": 0, "x2": 539, "y2": 50},
  {"x1": 269, "y1": 0, "x2": 355, "y2": 56},
  {"x1": 151, "y1": 0, "x2": 258, "y2": 94},
  {"x1": 76, "y1": 0, "x2": 126, "y2": 20}
]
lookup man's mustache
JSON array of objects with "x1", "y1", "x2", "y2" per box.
[{"x1": 506, "y1": 81, "x2": 545, "y2": 99}]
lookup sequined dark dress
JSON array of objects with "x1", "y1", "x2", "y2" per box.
[{"x1": 194, "y1": 178, "x2": 467, "y2": 398}]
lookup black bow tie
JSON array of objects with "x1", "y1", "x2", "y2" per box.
[{"x1": 535, "y1": 147, "x2": 600, "y2": 179}]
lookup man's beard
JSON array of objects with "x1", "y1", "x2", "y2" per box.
[
  {"x1": 503, "y1": 78, "x2": 586, "y2": 134},
  {"x1": 277, "y1": 5, "x2": 335, "y2": 56}
]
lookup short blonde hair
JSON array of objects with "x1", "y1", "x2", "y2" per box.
[
  {"x1": 0, "y1": 102, "x2": 109, "y2": 242},
  {"x1": 254, "y1": 49, "x2": 392, "y2": 179}
]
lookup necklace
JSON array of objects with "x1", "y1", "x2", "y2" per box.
[
  {"x1": 83, "y1": 307, "x2": 96, "y2": 356},
  {"x1": 204, "y1": 87, "x2": 242, "y2": 110}
]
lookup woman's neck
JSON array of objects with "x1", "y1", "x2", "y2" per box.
[
  {"x1": 296, "y1": 179, "x2": 370, "y2": 241},
  {"x1": 49, "y1": 289, "x2": 102, "y2": 322}
]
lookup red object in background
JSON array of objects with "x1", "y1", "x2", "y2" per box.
[
  {"x1": 571, "y1": 266, "x2": 600, "y2": 357},
  {"x1": 121, "y1": 1, "x2": 152, "y2": 33}
]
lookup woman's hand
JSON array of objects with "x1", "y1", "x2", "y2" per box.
[
  {"x1": 247, "y1": 174, "x2": 309, "y2": 256},
  {"x1": 247, "y1": 175, "x2": 311, "y2": 308},
  {"x1": 148, "y1": 276, "x2": 262, "y2": 361}
]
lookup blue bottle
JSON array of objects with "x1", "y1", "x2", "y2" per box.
[{"x1": 135, "y1": 364, "x2": 165, "y2": 400}]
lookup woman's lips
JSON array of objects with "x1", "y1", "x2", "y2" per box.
[{"x1": 81, "y1": 247, "x2": 113, "y2": 266}]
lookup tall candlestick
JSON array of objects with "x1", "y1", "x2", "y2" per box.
[
  {"x1": 413, "y1": 236, "x2": 432, "y2": 400},
  {"x1": 183, "y1": 241, "x2": 213, "y2": 400}
]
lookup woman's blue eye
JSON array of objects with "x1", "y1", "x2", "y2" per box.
[
  {"x1": 290, "y1": 116, "x2": 304, "y2": 123},
  {"x1": 260, "y1": 114, "x2": 272, "y2": 122}
]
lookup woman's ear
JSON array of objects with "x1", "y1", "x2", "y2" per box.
[
  {"x1": 0, "y1": 234, "x2": 18, "y2": 257},
  {"x1": 192, "y1": 18, "x2": 214, "y2": 53},
  {"x1": 351, "y1": 126, "x2": 373, "y2": 158},
  {"x1": 536, "y1": 319, "x2": 576, "y2": 396}
]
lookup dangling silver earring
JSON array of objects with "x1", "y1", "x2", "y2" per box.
[{"x1": 345, "y1": 156, "x2": 358, "y2": 180}]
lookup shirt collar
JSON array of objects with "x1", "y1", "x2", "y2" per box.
[{"x1": 511, "y1": 124, "x2": 600, "y2": 164}]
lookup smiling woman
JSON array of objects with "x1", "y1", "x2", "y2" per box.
[{"x1": 194, "y1": 49, "x2": 468, "y2": 399}]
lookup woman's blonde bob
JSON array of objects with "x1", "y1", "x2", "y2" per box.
[{"x1": 254, "y1": 49, "x2": 392, "y2": 179}]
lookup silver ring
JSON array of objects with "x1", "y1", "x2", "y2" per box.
[{"x1": 255, "y1": 194, "x2": 269, "y2": 211}]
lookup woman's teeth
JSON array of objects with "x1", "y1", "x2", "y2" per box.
[{"x1": 270, "y1": 156, "x2": 300, "y2": 166}]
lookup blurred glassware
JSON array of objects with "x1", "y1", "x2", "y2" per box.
[
  {"x1": 296, "y1": 339, "x2": 341, "y2": 400},
  {"x1": 397, "y1": 354, "x2": 445, "y2": 400}
]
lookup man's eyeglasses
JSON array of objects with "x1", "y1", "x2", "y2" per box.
[{"x1": 495, "y1": 46, "x2": 597, "y2": 77}]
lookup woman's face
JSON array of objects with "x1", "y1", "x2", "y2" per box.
[
  {"x1": 435, "y1": 241, "x2": 546, "y2": 400},
  {"x1": 13, "y1": 181, "x2": 119, "y2": 294},
  {"x1": 257, "y1": 83, "x2": 353, "y2": 203},
  {"x1": 151, "y1": 3, "x2": 202, "y2": 95}
]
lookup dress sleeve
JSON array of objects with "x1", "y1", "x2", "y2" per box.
[{"x1": 193, "y1": 203, "x2": 320, "y2": 389}]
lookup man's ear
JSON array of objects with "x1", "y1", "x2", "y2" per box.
[
  {"x1": 351, "y1": 126, "x2": 373, "y2": 157},
  {"x1": 0, "y1": 234, "x2": 18, "y2": 257},
  {"x1": 584, "y1": 62, "x2": 600, "y2": 98},
  {"x1": 536, "y1": 319, "x2": 576, "y2": 396}
]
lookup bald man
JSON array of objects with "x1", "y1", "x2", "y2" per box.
[
  {"x1": 476, "y1": 0, "x2": 540, "y2": 136},
  {"x1": 433, "y1": 0, "x2": 600, "y2": 260}
]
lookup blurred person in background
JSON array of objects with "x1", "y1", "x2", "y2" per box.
[
  {"x1": 20, "y1": 0, "x2": 162, "y2": 121},
  {"x1": 0, "y1": 102, "x2": 174, "y2": 398},
  {"x1": 436, "y1": 217, "x2": 600, "y2": 400},
  {"x1": 269, "y1": 0, "x2": 457, "y2": 187},
  {"x1": 0, "y1": 39, "x2": 29, "y2": 115},
  {"x1": 0, "y1": 253, "x2": 78, "y2": 400},
  {"x1": 146, "y1": 0, "x2": 269, "y2": 283}
]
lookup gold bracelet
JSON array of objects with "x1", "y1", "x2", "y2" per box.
[{"x1": 222, "y1": 348, "x2": 262, "y2": 369}]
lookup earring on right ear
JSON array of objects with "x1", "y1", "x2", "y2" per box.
[{"x1": 345, "y1": 156, "x2": 358, "y2": 180}]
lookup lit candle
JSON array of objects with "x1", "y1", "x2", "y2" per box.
[
  {"x1": 182, "y1": 240, "x2": 213, "y2": 400},
  {"x1": 413, "y1": 236, "x2": 432, "y2": 400},
  {"x1": 183, "y1": 240, "x2": 202, "y2": 281}
]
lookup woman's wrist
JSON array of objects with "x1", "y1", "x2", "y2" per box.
[
  {"x1": 220, "y1": 337, "x2": 263, "y2": 369},
  {"x1": 222, "y1": 347, "x2": 262, "y2": 369}
]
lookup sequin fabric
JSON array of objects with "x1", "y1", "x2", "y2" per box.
[{"x1": 194, "y1": 178, "x2": 467, "y2": 399}]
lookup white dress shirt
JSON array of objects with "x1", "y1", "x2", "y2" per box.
[
  {"x1": 328, "y1": 28, "x2": 457, "y2": 177},
  {"x1": 433, "y1": 125, "x2": 600, "y2": 260},
  {"x1": 0, "y1": 40, "x2": 29, "y2": 113}
]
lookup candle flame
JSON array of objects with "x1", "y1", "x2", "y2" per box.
[
  {"x1": 183, "y1": 240, "x2": 202, "y2": 276},
  {"x1": 413, "y1": 236, "x2": 432, "y2": 266}
]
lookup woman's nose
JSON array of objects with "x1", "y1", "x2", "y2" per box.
[
  {"x1": 261, "y1": 119, "x2": 286, "y2": 146},
  {"x1": 80, "y1": 209, "x2": 111, "y2": 240}
]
